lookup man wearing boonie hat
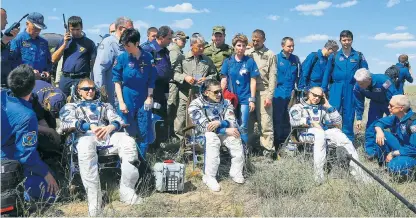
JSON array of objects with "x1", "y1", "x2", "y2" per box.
[
  {"x1": 10, "y1": 12, "x2": 52, "y2": 80},
  {"x1": 167, "y1": 30, "x2": 189, "y2": 140},
  {"x1": 204, "y1": 26, "x2": 233, "y2": 78}
]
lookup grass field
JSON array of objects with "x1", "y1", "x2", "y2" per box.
[{"x1": 20, "y1": 88, "x2": 416, "y2": 217}]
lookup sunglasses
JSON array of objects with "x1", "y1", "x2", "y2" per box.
[
  {"x1": 79, "y1": 87, "x2": 96, "y2": 92},
  {"x1": 310, "y1": 92, "x2": 323, "y2": 98},
  {"x1": 209, "y1": 90, "x2": 222, "y2": 95}
]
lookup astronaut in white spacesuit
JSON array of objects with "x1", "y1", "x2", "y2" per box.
[
  {"x1": 59, "y1": 78, "x2": 141, "y2": 216},
  {"x1": 289, "y1": 87, "x2": 370, "y2": 184},
  {"x1": 188, "y1": 79, "x2": 245, "y2": 192}
]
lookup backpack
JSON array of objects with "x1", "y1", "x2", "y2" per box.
[{"x1": 384, "y1": 65, "x2": 400, "y2": 88}]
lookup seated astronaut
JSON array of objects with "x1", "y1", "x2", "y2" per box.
[
  {"x1": 288, "y1": 86, "x2": 370, "y2": 184},
  {"x1": 58, "y1": 78, "x2": 141, "y2": 216},
  {"x1": 188, "y1": 79, "x2": 245, "y2": 192}
]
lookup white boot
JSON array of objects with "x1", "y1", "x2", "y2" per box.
[
  {"x1": 231, "y1": 176, "x2": 245, "y2": 184},
  {"x1": 203, "y1": 175, "x2": 221, "y2": 192}
]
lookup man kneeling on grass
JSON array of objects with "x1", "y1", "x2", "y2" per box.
[
  {"x1": 59, "y1": 78, "x2": 141, "y2": 216},
  {"x1": 188, "y1": 79, "x2": 245, "y2": 192},
  {"x1": 372, "y1": 95, "x2": 416, "y2": 178},
  {"x1": 288, "y1": 86, "x2": 370, "y2": 184}
]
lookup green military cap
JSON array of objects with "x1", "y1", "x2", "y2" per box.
[
  {"x1": 212, "y1": 26, "x2": 225, "y2": 35},
  {"x1": 174, "y1": 30, "x2": 189, "y2": 39}
]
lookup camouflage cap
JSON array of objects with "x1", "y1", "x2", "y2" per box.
[
  {"x1": 174, "y1": 31, "x2": 189, "y2": 39},
  {"x1": 213, "y1": 26, "x2": 225, "y2": 35}
]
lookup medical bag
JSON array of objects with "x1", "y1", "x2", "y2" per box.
[{"x1": 153, "y1": 160, "x2": 185, "y2": 192}]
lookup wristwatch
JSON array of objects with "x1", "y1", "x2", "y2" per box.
[{"x1": 249, "y1": 97, "x2": 256, "y2": 103}]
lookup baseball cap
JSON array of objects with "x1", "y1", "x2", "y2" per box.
[
  {"x1": 27, "y1": 12, "x2": 47, "y2": 30},
  {"x1": 174, "y1": 31, "x2": 189, "y2": 39},
  {"x1": 212, "y1": 26, "x2": 225, "y2": 35}
]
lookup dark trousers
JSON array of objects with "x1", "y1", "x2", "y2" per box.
[
  {"x1": 273, "y1": 97, "x2": 291, "y2": 150},
  {"x1": 152, "y1": 79, "x2": 169, "y2": 144}
]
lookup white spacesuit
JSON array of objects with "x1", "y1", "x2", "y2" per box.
[
  {"x1": 59, "y1": 93, "x2": 141, "y2": 216},
  {"x1": 188, "y1": 95, "x2": 245, "y2": 192},
  {"x1": 289, "y1": 99, "x2": 370, "y2": 183}
]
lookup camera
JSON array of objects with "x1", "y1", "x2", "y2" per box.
[{"x1": 403, "y1": 61, "x2": 410, "y2": 68}]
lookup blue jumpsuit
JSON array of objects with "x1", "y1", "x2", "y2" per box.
[
  {"x1": 220, "y1": 55, "x2": 260, "y2": 144},
  {"x1": 395, "y1": 63, "x2": 413, "y2": 94},
  {"x1": 298, "y1": 49, "x2": 328, "y2": 90},
  {"x1": 1, "y1": 90, "x2": 55, "y2": 201},
  {"x1": 112, "y1": 49, "x2": 157, "y2": 157},
  {"x1": 142, "y1": 40, "x2": 172, "y2": 143},
  {"x1": 354, "y1": 74, "x2": 399, "y2": 157},
  {"x1": 10, "y1": 31, "x2": 52, "y2": 72},
  {"x1": 273, "y1": 51, "x2": 301, "y2": 148},
  {"x1": 321, "y1": 48, "x2": 368, "y2": 141},
  {"x1": 372, "y1": 110, "x2": 416, "y2": 176}
]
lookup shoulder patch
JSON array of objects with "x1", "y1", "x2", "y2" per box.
[
  {"x1": 22, "y1": 131, "x2": 37, "y2": 146},
  {"x1": 382, "y1": 80, "x2": 391, "y2": 89},
  {"x1": 290, "y1": 109, "x2": 301, "y2": 120},
  {"x1": 410, "y1": 125, "x2": 416, "y2": 133}
]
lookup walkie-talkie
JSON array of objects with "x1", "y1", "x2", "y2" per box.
[
  {"x1": 63, "y1": 14, "x2": 68, "y2": 32},
  {"x1": 4, "y1": 13, "x2": 29, "y2": 36}
]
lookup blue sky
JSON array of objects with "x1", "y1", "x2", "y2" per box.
[{"x1": 3, "y1": 0, "x2": 415, "y2": 84}]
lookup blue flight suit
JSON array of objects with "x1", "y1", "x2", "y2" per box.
[
  {"x1": 395, "y1": 63, "x2": 413, "y2": 94},
  {"x1": 93, "y1": 35, "x2": 125, "y2": 106},
  {"x1": 354, "y1": 74, "x2": 399, "y2": 157},
  {"x1": 298, "y1": 49, "x2": 328, "y2": 90},
  {"x1": 1, "y1": 90, "x2": 55, "y2": 201},
  {"x1": 112, "y1": 48, "x2": 157, "y2": 157},
  {"x1": 56, "y1": 35, "x2": 96, "y2": 97},
  {"x1": 1, "y1": 32, "x2": 12, "y2": 87},
  {"x1": 321, "y1": 48, "x2": 368, "y2": 141},
  {"x1": 372, "y1": 109, "x2": 416, "y2": 175},
  {"x1": 273, "y1": 51, "x2": 301, "y2": 148},
  {"x1": 142, "y1": 40, "x2": 172, "y2": 142},
  {"x1": 10, "y1": 31, "x2": 52, "y2": 72},
  {"x1": 221, "y1": 55, "x2": 260, "y2": 144}
]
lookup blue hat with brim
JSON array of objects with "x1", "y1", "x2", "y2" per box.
[{"x1": 27, "y1": 12, "x2": 47, "y2": 30}]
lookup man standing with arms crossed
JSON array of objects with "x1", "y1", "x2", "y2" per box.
[
  {"x1": 321, "y1": 30, "x2": 368, "y2": 142},
  {"x1": 245, "y1": 29, "x2": 276, "y2": 154},
  {"x1": 93, "y1": 17, "x2": 133, "y2": 106}
]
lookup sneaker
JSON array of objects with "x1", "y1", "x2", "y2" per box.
[
  {"x1": 203, "y1": 175, "x2": 221, "y2": 192},
  {"x1": 231, "y1": 176, "x2": 245, "y2": 184}
]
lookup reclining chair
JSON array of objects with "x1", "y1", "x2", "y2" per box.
[{"x1": 60, "y1": 84, "x2": 121, "y2": 195}]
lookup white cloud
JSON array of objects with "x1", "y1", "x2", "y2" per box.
[
  {"x1": 394, "y1": 26, "x2": 407, "y2": 31},
  {"x1": 371, "y1": 58, "x2": 391, "y2": 65},
  {"x1": 52, "y1": 8, "x2": 57, "y2": 12},
  {"x1": 334, "y1": 0, "x2": 359, "y2": 8},
  {"x1": 170, "y1": 18, "x2": 193, "y2": 29},
  {"x1": 267, "y1": 15, "x2": 280, "y2": 21},
  {"x1": 299, "y1": 34, "x2": 330, "y2": 43},
  {"x1": 159, "y1": 3, "x2": 209, "y2": 13},
  {"x1": 93, "y1": 24, "x2": 111, "y2": 29},
  {"x1": 134, "y1": 20, "x2": 150, "y2": 31},
  {"x1": 145, "y1": 5, "x2": 155, "y2": 10},
  {"x1": 85, "y1": 29, "x2": 101, "y2": 35},
  {"x1": 387, "y1": 0, "x2": 400, "y2": 7},
  {"x1": 292, "y1": 1, "x2": 332, "y2": 16},
  {"x1": 48, "y1": 16, "x2": 60, "y2": 21},
  {"x1": 373, "y1": 32, "x2": 414, "y2": 40},
  {"x1": 385, "y1": 41, "x2": 416, "y2": 48}
]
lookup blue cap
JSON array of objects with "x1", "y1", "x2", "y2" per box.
[{"x1": 27, "y1": 12, "x2": 47, "y2": 30}]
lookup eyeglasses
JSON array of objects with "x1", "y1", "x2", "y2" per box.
[
  {"x1": 310, "y1": 92, "x2": 323, "y2": 99},
  {"x1": 79, "y1": 87, "x2": 96, "y2": 92},
  {"x1": 209, "y1": 90, "x2": 222, "y2": 95}
]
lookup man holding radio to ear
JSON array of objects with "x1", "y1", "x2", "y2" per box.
[{"x1": 289, "y1": 86, "x2": 369, "y2": 184}]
